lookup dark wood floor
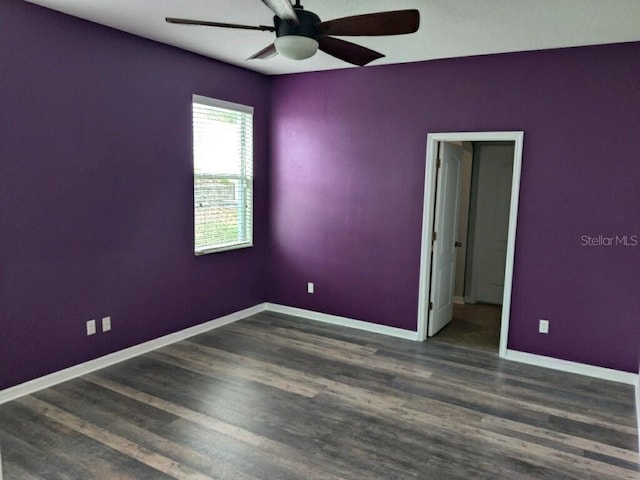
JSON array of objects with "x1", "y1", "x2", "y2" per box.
[{"x1": 1, "y1": 311, "x2": 638, "y2": 479}]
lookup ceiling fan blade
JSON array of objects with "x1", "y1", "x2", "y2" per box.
[
  {"x1": 166, "y1": 17, "x2": 275, "y2": 32},
  {"x1": 316, "y1": 10, "x2": 420, "y2": 36},
  {"x1": 247, "y1": 43, "x2": 278, "y2": 60},
  {"x1": 318, "y1": 37, "x2": 384, "y2": 66},
  {"x1": 260, "y1": 0, "x2": 299, "y2": 25}
]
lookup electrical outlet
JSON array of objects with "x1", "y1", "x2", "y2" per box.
[
  {"x1": 102, "y1": 316, "x2": 111, "y2": 332},
  {"x1": 539, "y1": 319, "x2": 549, "y2": 334},
  {"x1": 87, "y1": 319, "x2": 96, "y2": 336},
  {"x1": 307, "y1": 282, "x2": 314, "y2": 294}
]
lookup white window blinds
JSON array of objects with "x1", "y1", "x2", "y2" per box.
[{"x1": 192, "y1": 95, "x2": 254, "y2": 255}]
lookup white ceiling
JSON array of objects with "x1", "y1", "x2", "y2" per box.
[{"x1": 25, "y1": 0, "x2": 640, "y2": 75}]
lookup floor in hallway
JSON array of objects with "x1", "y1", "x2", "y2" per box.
[{"x1": 432, "y1": 303, "x2": 502, "y2": 352}]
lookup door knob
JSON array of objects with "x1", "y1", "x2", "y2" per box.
[{"x1": 455, "y1": 241, "x2": 462, "y2": 247}]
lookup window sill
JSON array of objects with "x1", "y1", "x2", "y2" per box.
[{"x1": 195, "y1": 242, "x2": 253, "y2": 256}]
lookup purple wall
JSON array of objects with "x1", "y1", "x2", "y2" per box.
[
  {"x1": 1, "y1": 1, "x2": 638, "y2": 389},
  {"x1": 270, "y1": 43, "x2": 640, "y2": 372},
  {"x1": 0, "y1": 1, "x2": 271, "y2": 389}
]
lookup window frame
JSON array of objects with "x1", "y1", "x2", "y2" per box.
[{"x1": 192, "y1": 94, "x2": 254, "y2": 256}]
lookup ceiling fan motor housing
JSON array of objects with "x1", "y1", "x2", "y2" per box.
[
  {"x1": 274, "y1": 9, "x2": 320, "y2": 40},
  {"x1": 273, "y1": 8, "x2": 321, "y2": 60}
]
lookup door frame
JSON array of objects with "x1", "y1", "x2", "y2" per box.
[{"x1": 417, "y1": 131, "x2": 524, "y2": 358}]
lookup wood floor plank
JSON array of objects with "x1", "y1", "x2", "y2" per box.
[
  {"x1": 85, "y1": 374, "x2": 264, "y2": 447},
  {"x1": 480, "y1": 415, "x2": 640, "y2": 464},
  {"x1": 2, "y1": 462, "x2": 44, "y2": 480},
  {"x1": 308, "y1": 378, "x2": 637, "y2": 480},
  {"x1": 391, "y1": 372, "x2": 638, "y2": 438},
  {"x1": 89, "y1": 360, "x2": 378, "y2": 480},
  {"x1": 84, "y1": 375, "x2": 352, "y2": 480},
  {"x1": 17, "y1": 397, "x2": 221, "y2": 480},
  {"x1": 374, "y1": 345, "x2": 636, "y2": 427},
  {"x1": 32, "y1": 385, "x2": 267, "y2": 480},
  {"x1": 1, "y1": 311, "x2": 637, "y2": 479},
  {"x1": 228, "y1": 322, "x2": 434, "y2": 381},
  {"x1": 161, "y1": 341, "x2": 325, "y2": 397},
  {"x1": 191, "y1": 331, "x2": 396, "y2": 386},
  {"x1": 1, "y1": 402, "x2": 156, "y2": 480}
]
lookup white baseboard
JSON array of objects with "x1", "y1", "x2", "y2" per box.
[
  {"x1": 636, "y1": 374, "x2": 640, "y2": 454},
  {"x1": 2, "y1": 301, "x2": 636, "y2": 411},
  {"x1": 504, "y1": 349, "x2": 638, "y2": 385},
  {"x1": 0, "y1": 303, "x2": 268, "y2": 405},
  {"x1": 453, "y1": 296, "x2": 465, "y2": 305},
  {"x1": 265, "y1": 303, "x2": 420, "y2": 341}
]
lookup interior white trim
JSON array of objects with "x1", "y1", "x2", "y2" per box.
[
  {"x1": 452, "y1": 296, "x2": 465, "y2": 305},
  {"x1": 192, "y1": 94, "x2": 254, "y2": 114},
  {"x1": 265, "y1": 303, "x2": 420, "y2": 341},
  {"x1": 636, "y1": 373, "x2": 640, "y2": 455},
  {"x1": 417, "y1": 131, "x2": 524, "y2": 359},
  {"x1": 505, "y1": 349, "x2": 638, "y2": 385},
  {"x1": 2, "y1": 301, "x2": 635, "y2": 411},
  {"x1": 0, "y1": 304, "x2": 268, "y2": 405}
]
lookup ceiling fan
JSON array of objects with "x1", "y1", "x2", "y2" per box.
[{"x1": 166, "y1": 0, "x2": 420, "y2": 66}]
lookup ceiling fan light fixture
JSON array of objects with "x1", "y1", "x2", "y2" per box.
[{"x1": 274, "y1": 35, "x2": 318, "y2": 60}]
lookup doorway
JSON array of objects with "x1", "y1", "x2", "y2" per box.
[{"x1": 417, "y1": 132, "x2": 524, "y2": 358}]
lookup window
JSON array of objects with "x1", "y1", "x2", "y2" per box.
[{"x1": 192, "y1": 95, "x2": 253, "y2": 255}]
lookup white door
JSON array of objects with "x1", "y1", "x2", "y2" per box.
[
  {"x1": 428, "y1": 142, "x2": 463, "y2": 336},
  {"x1": 468, "y1": 144, "x2": 514, "y2": 304}
]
